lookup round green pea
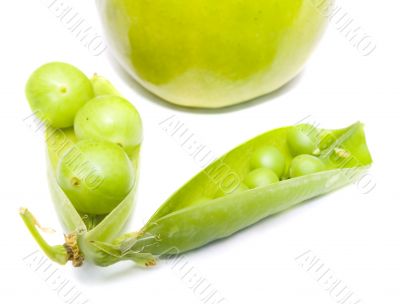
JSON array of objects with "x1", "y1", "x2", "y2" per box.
[
  {"x1": 287, "y1": 125, "x2": 320, "y2": 156},
  {"x1": 244, "y1": 168, "x2": 279, "y2": 189},
  {"x1": 74, "y1": 95, "x2": 143, "y2": 156},
  {"x1": 25, "y1": 62, "x2": 94, "y2": 128},
  {"x1": 250, "y1": 145, "x2": 285, "y2": 177},
  {"x1": 56, "y1": 140, "x2": 134, "y2": 215},
  {"x1": 289, "y1": 155, "x2": 325, "y2": 178}
]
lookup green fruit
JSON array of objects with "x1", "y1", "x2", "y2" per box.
[
  {"x1": 96, "y1": 0, "x2": 330, "y2": 108},
  {"x1": 26, "y1": 62, "x2": 94, "y2": 128},
  {"x1": 74, "y1": 95, "x2": 142, "y2": 155},
  {"x1": 250, "y1": 146, "x2": 285, "y2": 177},
  {"x1": 56, "y1": 140, "x2": 134, "y2": 215},
  {"x1": 244, "y1": 168, "x2": 279, "y2": 189},
  {"x1": 287, "y1": 125, "x2": 320, "y2": 156},
  {"x1": 289, "y1": 155, "x2": 325, "y2": 178}
]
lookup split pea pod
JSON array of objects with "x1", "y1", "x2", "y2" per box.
[
  {"x1": 20, "y1": 69, "x2": 143, "y2": 266},
  {"x1": 91, "y1": 122, "x2": 372, "y2": 266}
]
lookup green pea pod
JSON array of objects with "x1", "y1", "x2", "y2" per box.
[
  {"x1": 21, "y1": 121, "x2": 372, "y2": 267},
  {"x1": 20, "y1": 76, "x2": 143, "y2": 266},
  {"x1": 90, "y1": 122, "x2": 372, "y2": 266}
]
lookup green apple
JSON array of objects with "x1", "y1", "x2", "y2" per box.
[{"x1": 97, "y1": 0, "x2": 331, "y2": 108}]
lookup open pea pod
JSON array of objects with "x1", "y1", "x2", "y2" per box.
[
  {"x1": 91, "y1": 122, "x2": 372, "y2": 266},
  {"x1": 20, "y1": 77, "x2": 143, "y2": 266},
  {"x1": 21, "y1": 121, "x2": 372, "y2": 267}
]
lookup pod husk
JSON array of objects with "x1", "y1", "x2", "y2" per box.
[
  {"x1": 45, "y1": 126, "x2": 140, "y2": 264},
  {"x1": 93, "y1": 122, "x2": 372, "y2": 264}
]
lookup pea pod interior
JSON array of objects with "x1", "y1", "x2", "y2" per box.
[{"x1": 127, "y1": 122, "x2": 372, "y2": 256}]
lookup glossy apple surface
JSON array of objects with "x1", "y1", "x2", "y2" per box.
[{"x1": 97, "y1": 0, "x2": 330, "y2": 108}]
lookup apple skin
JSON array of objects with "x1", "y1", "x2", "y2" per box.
[{"x1": 97, "y1": 0, "x2": 331, "y2": 108}]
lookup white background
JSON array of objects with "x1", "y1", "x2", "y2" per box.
[{"x1": 1, "y1": 0, "x2": 399, "y2": 303}]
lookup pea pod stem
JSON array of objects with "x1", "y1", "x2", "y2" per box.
[
  {"x1": 19, "y1": 208, "x2": 70, "y2": 265},
  {"x1": 90, "y1": 238, "x2": 157, "y2": 267}
]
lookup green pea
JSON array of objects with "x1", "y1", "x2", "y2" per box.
[
  {"x1": 250, "y1": 145, "x2": 285, "y2": 177},
  {"x1": 244, "y1": 168, "x2": 279, "y2": 189},
  {"x1": 25, "y1": 62, "x2": 94, "y2": 128},
  {"x1": 289, "y1": 155, "x2": 325, "y2": 178},
  {"x1": 74, "y1": 95, "x2": 143, "y2": 156},
  {"x1": 56, "y1": 139, "x2": 135, "y2": 215},
  {"x1": 287, "y1": 124, "x2": 320, "y2": 156}
]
